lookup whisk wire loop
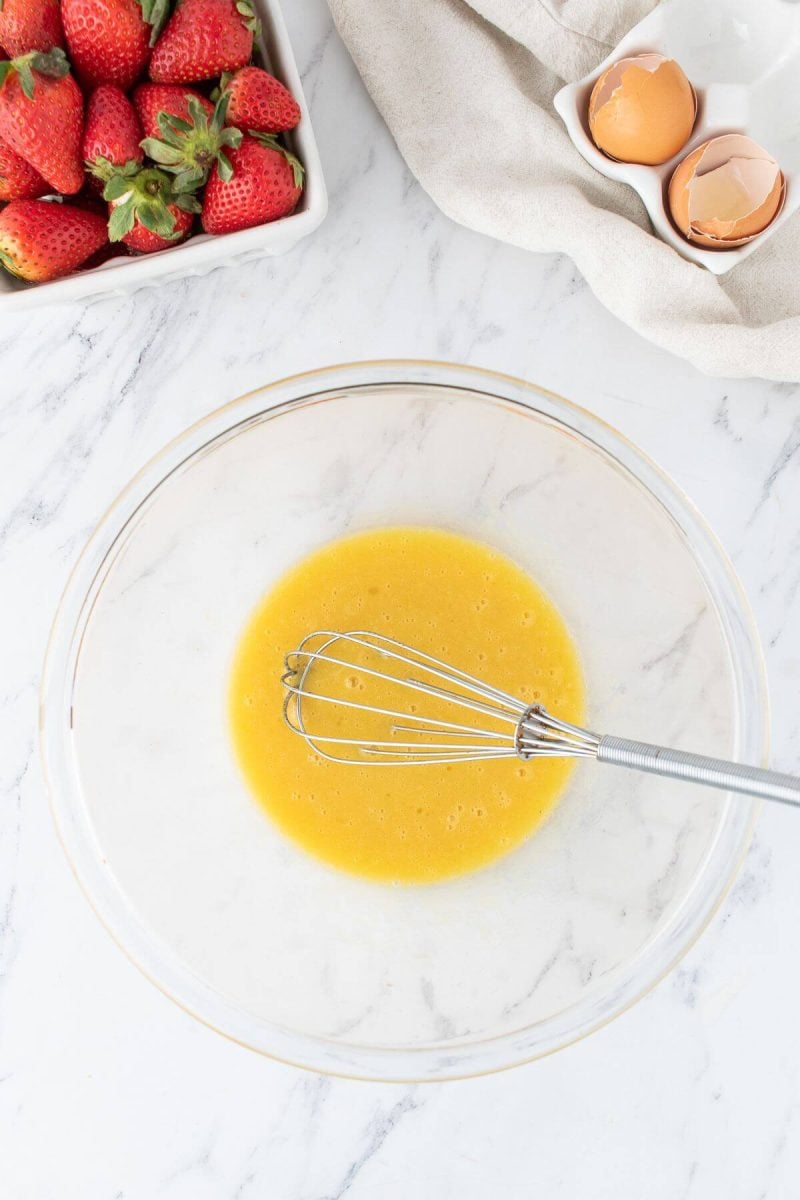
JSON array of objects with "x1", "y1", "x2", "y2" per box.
[{"x1": 282, "y1": 630, "x2": 599, "y2": 765}]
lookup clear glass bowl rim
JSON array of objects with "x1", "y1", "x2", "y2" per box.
[{"x1": 40, "y1": 360, "x2": 766, "y2": 1082}]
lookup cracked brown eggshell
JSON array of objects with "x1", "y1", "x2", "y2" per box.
[
  {"x1": 588, "y1": 53, "x2": 697, "y2": 165},
  {"x1": 668, "y1": 134, "x2": 786, "y2": 249}
]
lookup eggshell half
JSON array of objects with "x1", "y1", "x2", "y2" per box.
[
  {"x1": 588, "y1": 54, "x2": 697, "y2": 166},
  {"x1": 668, "y1": 134, "x2": 786, "y2": 248}
]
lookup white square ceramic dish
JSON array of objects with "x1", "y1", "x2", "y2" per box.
[
  {"x1": 0, "y1": 0, "x2": 327, "y2": 311},
  {"x1": 554, "y1": 0, "x2": 800, "y2": 275}
]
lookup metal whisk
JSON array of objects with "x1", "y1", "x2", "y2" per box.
[{"x1": 281, "y1": 630, "x2": 800, "y2": 806}]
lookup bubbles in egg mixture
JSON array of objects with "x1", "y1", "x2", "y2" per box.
[{"x1": 229, "y1": 527, "x2": 585, "y2": 883}]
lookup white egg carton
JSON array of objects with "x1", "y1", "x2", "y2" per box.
[
  {"x1": 554, "y1": 0, "x2": 800, "y2": 275},
  {"x1": 0, "y1": 0, "x2": 327, "y2": 311}
]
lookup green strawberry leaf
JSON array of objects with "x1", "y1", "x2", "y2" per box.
[
  {"x1": 157, "y1": 111, "x2": 193, "y2": 138},
  {"x1": 186, "y1": 96, "x2": 209, "y2": 132},
  {"x1": 220, "y1": 126, "x2": 242, "y2": 150},
  {"x1": 156, "y1": 207, "x2": 177, "y2": 237},
  {"x1": 174, "y1": 192, "x2": 201, "y2": 215},
  {"x1": 250, "y1": 132, "x2": 279, "y2": 150},
  {"x1": 17, "y1": 60, "x2": 35, "y2": 100},
  {"x1": 30, "y1": 48, "x2": 70, "y2": 78},
  {"x1": 0, "y1": 62, "x2": 12, "y2": 90},
  {"x1": 87, "y1": 154, "x2": 114, "y2": 180},
  {"x1": 136, "y1": 205, "x2": 156, "y2": 233},
  {"x1": 236, "y1": 0, "x2": 260, "y2": 36},
  {"x1": 137, "y1": 0, "x2": 172, "y2": 46},
  {"x1": 103, "y1": 174, "x2": 134, "y2": 202},
  {"x1": 141, "y1": 137, "x2": 185, "y2": 166},
  {"x1": 213, "y1": 92, "x2": 230, "y2": 124},
  {"x1": 216, "y1": 151, "x2": 233, "y2": 183},
  {"x1": 284, "y1": 149, "x2": 304, "y2": 190},
  {"x1": 137, "y1": 202, "x2": 175, "y2": 238},
  {"x1": 108, "y1": 200, "x2": 136, "y2": 242},
  {"x1": 171, "y1": 166, "x2": 204, "y2": 191},
  {"x1": 100, "y1": 160, "x2": 141, "y2": 191},
  {"x1": 210, "y1": 73, "x2": 233, "y2": 104},
  {"x1": 88, "y1": 155, "x2": 143, "y2": 183}
]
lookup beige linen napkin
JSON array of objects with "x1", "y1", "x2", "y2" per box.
[{"x1": 329, "y1": 0, "x2": 800, "y2": 380}]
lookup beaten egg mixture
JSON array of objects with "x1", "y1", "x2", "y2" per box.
[{"x1": 230, "y1": 527, "x2": 584, "y2": 883}]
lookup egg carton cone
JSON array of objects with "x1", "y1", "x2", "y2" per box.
[{"x1": 554, "y1": 0, "x2": 800, "y2": 275}]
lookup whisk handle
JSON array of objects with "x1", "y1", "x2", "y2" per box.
[{"x1": 597, "y1": 736, "x2": 800, "y2": 807}]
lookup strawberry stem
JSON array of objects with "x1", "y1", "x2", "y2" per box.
[
  {"x1": 141, "y1": 94, "x2": 243, "y2": 188},
  {"x1": 104, "y1": 165, "x2": 200, "y2": 242}
]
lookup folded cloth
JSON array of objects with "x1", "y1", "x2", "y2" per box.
[{"x1": 329, "y1": 0, "x2": 800, "y2": 380}]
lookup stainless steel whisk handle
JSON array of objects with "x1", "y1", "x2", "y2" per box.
[{"x1": 598, "y1": 736, "x2": 800, "y2": 807}]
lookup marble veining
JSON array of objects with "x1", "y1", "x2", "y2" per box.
[{"x1": 1, "y1": 0, "x2": 800, "y2": 1195}]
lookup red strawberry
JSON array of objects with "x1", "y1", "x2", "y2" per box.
[
  {"x1": 70, "y1": 186, "x2": 107, "y2": 215},
  {"x1": 133, "y1": 81, "x2": 213, "y2": 141},
  {"x1": 201, "y1": 133, "x2": 303, "y2": 235},
  {"x1": 83, "y1": 85, "x2": 143, "y2": 190},
  {"x1": 0, "y1": 49, "x2": 84, "y2": 194},
  {"x1": 149, "y1": 0, "x2": 257, "y2": 84},
  {"x1": 0, "y1": 129, "x2": 48, "y2": 198},
  {"x1": 62, "y1": 0, "x2": 169, "y2": 90},
  {"x1": 218, "y1": 66, "x2": 300, "y2": 134},
  {"x1": 0, "y1": 197, "x2": 107, "y2": 280},
  {"x1": 0, "y1": 0, "x2": 64, "y2": 58},
  {"x1": 81, "y1": 236, "x2": 130, "y2": 267},
  {"x1": 104, "y1": 163, "x2": 200, "y2": 252}
]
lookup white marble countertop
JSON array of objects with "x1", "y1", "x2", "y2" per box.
[{"x1": 2, "y1": 2, "x2": 800, "y2": 1196}]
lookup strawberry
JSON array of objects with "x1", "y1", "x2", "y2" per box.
[
  {"x1": 83, "y1": 85, "x2": 143, "y2": 190},
  {"x1": 104, "y1": 163, "x2": 200, "y2": 252},
  {"x1": 0, "y1": 0, "x2": 64, "y2": 58},
  {"x1": 217, "y1": 66, "x2": 300, "y2": 135},
  {"x1": 201, "y1": 132, "x2": 303, "y2": 235},
  {"x1": 0, "y1": 197, "x2": 107, "y2": 280},
  {"x1": 132, "y1": 81, "x2": 213, "y2": 141},
  {"x1": 0, "y1": 49, "x2": 84, "y2": 194},
  {"x1": 70, "y1": 186, "x2": 107, "y2": 215},
  {"x1": 142, "y1": 93, "x2": 241, "y2": 190},
  {"x1": 62, "y1": 0, "x2": 170, "y2": 90},
  {"x1": 0, "y1": 129, "x2": 48, "y2": 198},
  {"x1": 81, "y1": 237, "x2": 130, "y2": 267},
  {"x1": 149, "y1": 0, "x2": 257, "y2": 85}
]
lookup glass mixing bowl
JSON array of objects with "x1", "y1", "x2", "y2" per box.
[{"x1": 41, "y1": 361, "x2": 766, "y2": 1081}]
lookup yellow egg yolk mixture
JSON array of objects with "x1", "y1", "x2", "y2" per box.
[{"x1": 229, "y1": 527, "x2": 584, "y2": 883}]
